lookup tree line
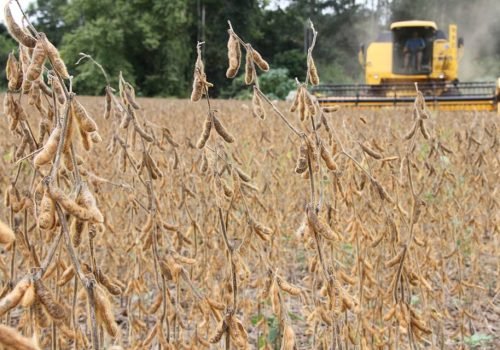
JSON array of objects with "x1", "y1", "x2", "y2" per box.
[{"x1": 1, "y1": 0, "x2": 499, "y2": 97}]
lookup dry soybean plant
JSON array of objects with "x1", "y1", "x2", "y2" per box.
[{"x1": 0, "y1": 2, "x2": 498, "y2": 350}]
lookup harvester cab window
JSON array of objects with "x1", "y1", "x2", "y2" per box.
[{"x1": 393, "y1": 27, "x2": 435, "y2": 75}]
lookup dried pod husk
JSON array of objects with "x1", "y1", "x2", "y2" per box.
[
  {"x1": 33, "y1": 127, "x2": 61, "y2": 168},
  {"x1": 90, "y1": 131, "x2": 102, "y2": 144},
  {"x1": 79, "y1": 127, "x2": 92, "y2": 151},
  {"x1": 78, "y1": 184, "x2": 104, "y2": 224},
  {"x1": 303, "y1": 90, "x2": 317, "y2": 118},
  {"x1": 3, "y1": 93, "x2": 15, "y2": 119},
  {"x1": 384, "y1": 304, "x2": 397, "y2": 321},
  {"x1": 25, "y1": 39, "x2": 46, "y2": 85},
  {"x1": 48, "y1": 184, "x2": 101, "y2": 223},
  {"x1": 244, "y1": 49, "x2": 254, "y2": 85},
  {"x1": 15, "y1": 99, "x2": 28, "y2": 121},
  {"x1": 221, "y1": 179, "x2": 233, "y2": 198},
  {"x1": 123, "y1": 84, "x2": 140, "y2": 109},
  {"x1": 271, "y1": 282, "x2": 281, "y2": 316},
  {"x1": 252, "y1": 49, "x2": 269, "y2": 72},
  {"x1": 410, "y1": 311, "x2": 432, "y2": 334},
  {"x1": 226, "y1": 32, "x2": 241, "y2": 78},
  {"x1": 15, "y1": 133, "x2": 28, "y2": 159},
  {"x1": 3, "y1": 3, "x2": 36, "y2": 48},
  {"x1": 50, "y1": 75, "x2": 66, "y2": 104},
  {"x1": 19, "y1": 44, "x2": 30, "y2": 72},
  {"x1": 190, "y1": 46, "x2": 209, "y2": 102},
  {"x1": 191, "y1": 76, "x2": 204, "y2": 102},
  {"x1": 289, "y1": 86, "x2": 303, "y2": 113},
  {"x1": 33, "y1": 298, "x2": 50, "y2": 328},
  {"x1": 371, "y1": 179, "x2": 394, "y2": 204},
  {"x1": 37, "y1": 118, "x2": 50, "y2": 147},
  {"x1": 141, "y1": 324, "x2": 157, "y2": 348},
  {"x1": 21, "y1": 283, "x2": 35, "y2": 307},
  {"x1": 308, "y1": 55, "x2": 320, "y2": 85},
  {"x1": 144, "y1": 153, "x2": 163, "y2": 179},
  {"x1": 104, "y1": 86, "x2": 113, "y2": 119},
  {"x1": 6, "y1": 185, "x2": 25, "y2": 213},
  {"x1": 94, "y1": 285, "x2": 119, "y2": 337},
  {"x1": 295, "y1": 141, "x2": 308, "y2": 174},
  {"x1": 206, "y1": 297, "x2": 225, "y2": 312},
  {"x1": 39, "y1": 79, "x2": 53, "y2": 98},
  {"x1": 41, "y1": 34, "x2": 69, "y2": 79},
  {"x1": 385, "y1": 247, "x2": 406, "y2": 268},
  {"x1": 57, "y1": 266, "x2": 75, "y2": 286},
  {"x1": 38, "y1": 190, "x2": 56, "y2": 230},
  {"x1": 34, "y1": 279, "x2": 68, "y2": 320},
  {"x1": 228, "y1": 315, "x2": 249, "y2": 348},
  {"x1": 171, "y1": 251, "x2": 196, "y2": 265},
  {"x1": 252, "y1": 88, "x2": 265, "y2": 119},
  {"x1": 281, "y1": 324, "x2": 296, "y2": 350},
  {"x1": 276, "y1": 276, "x2": 301, "y2": 296},
  {"x1": 0, "y1": 219, "x2": 16, "y2": 244},
  {"x1": 360, "y1": 142, "x2": 383, "y2": 159},
  {"x1": 166, "y1": 256, "x2": 183, "y2": 282},
  {"x1": 70, "y1": 219, "x2": 87, "y2": 248},
  {"x1": 298, "y1": 87, "x2": 307, "y2": 121},
  {"x1": 6, "y1": 52, "x2": 21, "y2": 91},
  {"x1": 196, "y1": 114, "x2": 212, "y2": 149},
  {"x1": 404, "y1": 121, "x2": 418, "y2": 140},
  {"x1": 250, "y1": 218, "x2": 272, "y2": 241},
  {"x1": 419, "y1": 119, "x2": 430, "y2": 139},
  {"x1": 28, "y1": 80, "x2": 42, "y2": 107},
  {"x1": 96, "y1": 269, "x2": 123, "y2": 296},
  {"x1": 0, "y1": 324, "x2": 40, "y2": 350},
  {"x1": 339, "y1": 270, "x2": 357, "y2": 285},
  {"x1": 213, "y1": 115, "x2": 235, "y2": 143},
  {"x1": 306, "y1": 206, "x2": 339, "y2": 240},
  {"x1": 7, "y1": 99, "x2": 27, "y2": 132},
  {"x1": 322, "y1": 105, "x2": 340, "y2": 113},
  {"x1": 320, "y1": 143, "x2": 337, "y2": 170},
  {"x1": 200, "y1": 152, "x2": 209, "y2": 173},
  {"x1": 72, "y1": 99, "x2": 98, "y2": 133},
  {"x1": 235, "y1": 167, "x2": 251, "y2": 182},
  {"x1": 0, "y1": 277, "x2": 31, "y2": 317},
  {"x1": 209, "y1": 319, "x2": 228, "y2": 343}
]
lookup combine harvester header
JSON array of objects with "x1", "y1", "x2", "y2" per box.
[{"x1": 313, "y1": 20, "x2": 500, "y2": 112}]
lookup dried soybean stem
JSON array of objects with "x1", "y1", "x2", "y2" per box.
[
  {"x1": 305, "y1": 21, "x2": 318, "y2": 86},
  {"x1": 76, "y1": 53, "x2": 110, "y2": 86},
  {"x1": 14, "y1": 0, "x2": 38, "y2": 36},
  {"x1": 255, "y1": 88, "x2": 303, "y2": 137},
  {"x1": 54, "y1": 204, "x2": 100, "y2": 349},
  {"x1": 49, "y1": 94, "x2": 74, "y2": 180}
]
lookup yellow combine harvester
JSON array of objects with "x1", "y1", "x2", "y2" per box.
[{"x1": 313, "y1": 20, "x2": 500, "y2": 112}]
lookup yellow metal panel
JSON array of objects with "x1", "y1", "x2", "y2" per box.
[
  {"x1": 391, "y1": 21, "x2": 437, "y2": 30},
  {"x1": 365, "y1": 42, "x2": 392, "y2": 84},
  {"x1": 320, "y1": 100, "x2": 496, "y2": 112},
  {"x1": 444, "y1": 24, "x2": 458, "y2": 80}
]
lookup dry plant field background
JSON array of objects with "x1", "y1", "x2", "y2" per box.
[
  {"x1": 1, "y1": 96, "x2": 499, "y2": 349},
  {"x1": 0, "y1": 4, "x2": 499, "y2": 350}
]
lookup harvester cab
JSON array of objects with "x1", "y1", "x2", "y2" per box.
[{"x1": 314, "y1": 20, "x2": 499, "y2": 112}]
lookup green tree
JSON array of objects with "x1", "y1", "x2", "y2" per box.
[
  {"x1": 30, "y1": 0, "x2": 192, "y2": 96},
  {"x1": 0, "y1": 24, "x2": 17, "y2": 91},
  {"x1": 27, "y1": 0, "x2": 69, "y2": 46}
]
